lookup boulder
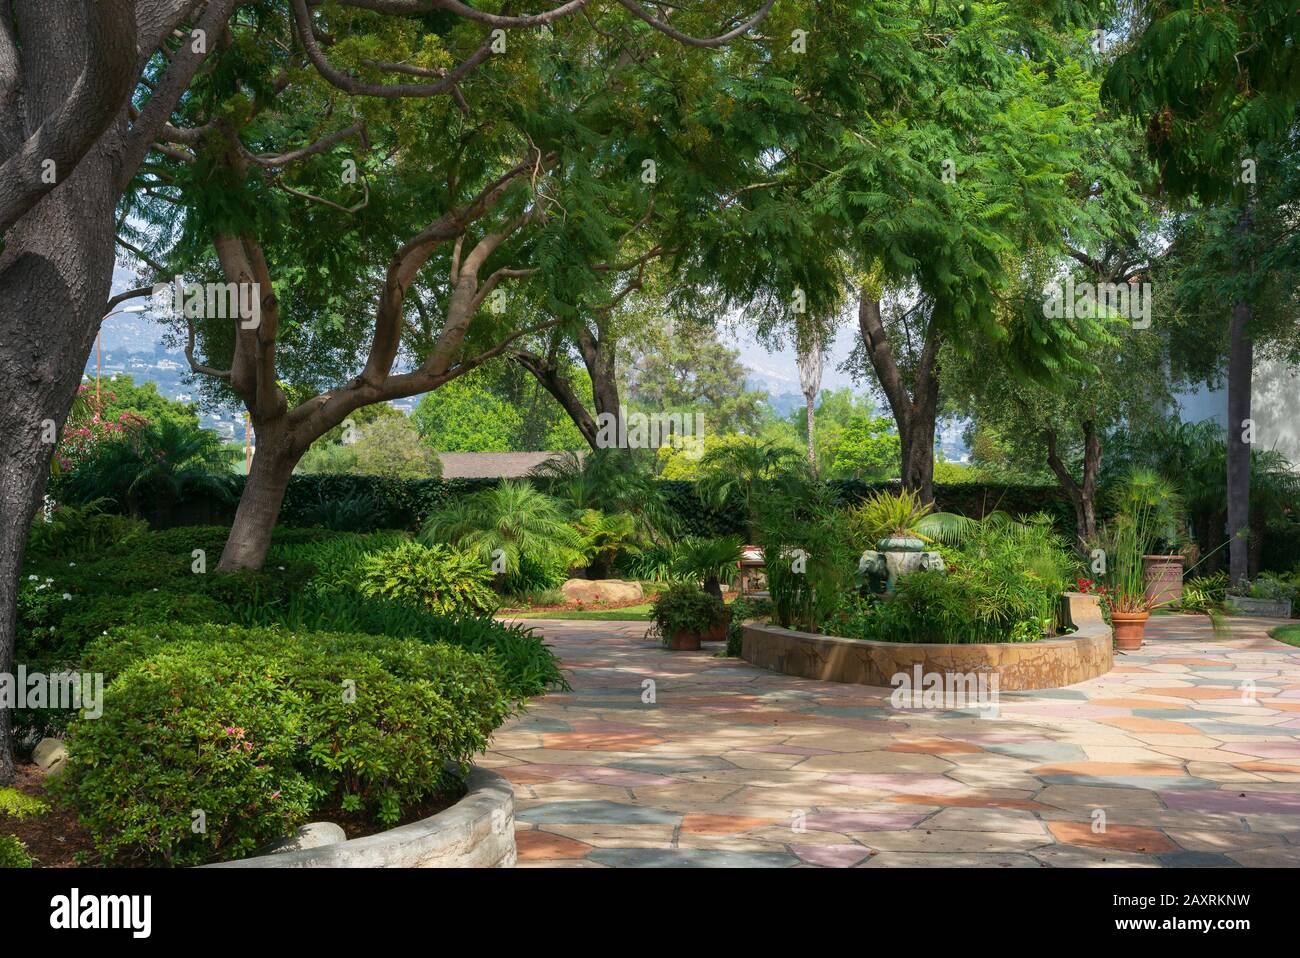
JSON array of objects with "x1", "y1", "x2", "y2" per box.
[
  {"x1": 560, "y1": 578, "x2": 644, "y2": 605},
  {"x1": 32, "y1": 737, "x2": 67, "y2": 775},
  {"x1": 268, "y1": 822, "x2": 348, "y2": 855}
]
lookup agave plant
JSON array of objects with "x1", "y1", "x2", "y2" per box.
[
  {"x1": 847, "y1": 489, "x2": 935, "y2": 545},
  {"x1": 420, "y1": 479, "x2": 585, "y2": 579},
  {"x1": 671, "y1": 535, "x2": 743, "y2": 599}
]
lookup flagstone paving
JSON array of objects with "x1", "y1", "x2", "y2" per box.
[{"x1": 489, "y1": 614, "x2": 1300, "y2": 867}]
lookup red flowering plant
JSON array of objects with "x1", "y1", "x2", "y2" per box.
[
  {"x1": 52, "y1": 384, "x2": 147, "y2": 475},
  {"x1": 1074, "y1": 577, "x2": 1108, "y2": 597}
]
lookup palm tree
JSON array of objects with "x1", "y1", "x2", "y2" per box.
[
  {"x1": 530, "y1": 448, "x2": 679, "y2": 541},
  {"x1": 60, "y1": 419, "x2": 238, "y2": 521},
  {"x1": 571, "y1": 508, "x2": 641, "y2": 579},
  {"x1": 796, "y1": 331, "x2": 824, "y2": 475},
  {"x1": 671, "y1": 535, "x2": 743, "y2": 599},
  {"x1": 420, "y1": 479, "x2": 585, "y2": 579},
  {"x1": 696, "y1": 438, "x2": 808, "y2": 535}
]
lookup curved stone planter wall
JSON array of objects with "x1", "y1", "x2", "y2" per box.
[
  {"x1": 742, "y1": 593, "x2": 1112, "y2": 691},
  {"x1": 205, "y1": 766, "x2": 516, "y2": 868}
]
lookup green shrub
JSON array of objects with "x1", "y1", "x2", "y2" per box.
[
  {"x1": 198, "y1": 563, "x2": 316, "y2": 611},
  {"x1": 269, "y1": 531, "x2": 408, "y2": 596},
  {"x1": 617, "y1": 542, "x2": 685, "y2": 583},
  {"x1": 0, "y1": 835, "x2": 33, "y2": 868},
  {"x1": 27, "y1": 501, "x2": 148, "y2": 559},
  {"x1": 757, "y1": 485, "x2": 859, "y2": 633},
  {"x1": 302, "y1": 495, "x2": 390, "y2": 532},
  {"x1": 1247, "y1": 573, "x2": 1300, "y2": 605},
  {"x1": 725, "y1": 596, "x2": 772, "y2": 656},
  {"x1": 60, "y1": 627, "x2": 513, "y2": 865},
  {"x1": 414, "y1": 613, "x2": 570, "y2": 696},
  {"x1": 359, "y1": 541, "x2": 497, "y2": 615},
  {"x1": 273, "y1": 638, "x2": 510, "y2": 825},
  {"x1": 651, "y1": 584, "x2": 728, "y2": 641},
  {"x1": 45, "y1": 591, "x2": 231, "y2": 660},
  {"x1": 835, "y1": 510, "x2": 1074, "y2": 644},
  {"x1": 57, "y1": 641, "x2": 317, "y2": 865},
  {"x1": 503, "y1": 553, "x2": 569, "y2": 596},
  {"x1": 88, "y1": 605, "x2": 568, "y2": 699},
  {"x1": 0, "y1": 787, "x2": 49, "y2": 819}
]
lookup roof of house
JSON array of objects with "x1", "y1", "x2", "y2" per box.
[{"x1": 436, "y1": 451, "x2": 573, "y2": 479}]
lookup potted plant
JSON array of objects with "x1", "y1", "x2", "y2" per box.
[
  {"x1": 650, "y1": 583, "x2": 729, "y2": 651},
  {"x1": 670, "y1": 536, "x2": 743, "y2": 638},
  {"x1": 847, "y1": 490, "x2": 945, "y2": 591},
  {"x1": 1142, "y1": 511, "x2": 1188, "y2": 606},
  {"x1": 1227, "y1": 575, "x2": 1297, "y2": 618},
  {"x1": 1098, "y1": 470, "x2": 1181, "y2": 650}
]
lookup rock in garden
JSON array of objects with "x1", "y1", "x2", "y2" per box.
[
  {"x1": 268, "y1": 822, "x2": 348, "y2": 854},
  {"x1": 32, "y1": 737, "x2": 67, "y2": 774},
  {"x1": 560, "y1": 578, "x2": 644, "y2": 604}
]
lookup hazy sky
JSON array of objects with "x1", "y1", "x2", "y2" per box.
[{"x1": 720, "y1": 321, "x2": 864, "y2": 394}]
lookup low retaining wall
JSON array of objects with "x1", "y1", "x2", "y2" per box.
[
  {"x1": 206, "y1": 766, "x2": 516, "y2": 868},
  {"x1": 742, "y1": 593, "x2": 1112, "y2": 691}
]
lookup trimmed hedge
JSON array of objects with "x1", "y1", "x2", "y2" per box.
[
  {"x1": 60, "y1": 625, "x2": 514, "y2": 866},
  {"x1": 89, "y1": 472, "x2": 1076, "y2": 538}
]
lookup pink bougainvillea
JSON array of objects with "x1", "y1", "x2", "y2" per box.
[{"x1": 54, "y1": 384, "x2": 147, "y2": 473}]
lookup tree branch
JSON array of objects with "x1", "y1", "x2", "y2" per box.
[
  {"x1": 615, "y1": 0, "x2": 775, "y2": 48},
  {"x1": 241, "y1": 120, "x2": 364, "y2": 168},
  {"x1": 291, "y1": 0, "x2": 495, "y2": 99}
]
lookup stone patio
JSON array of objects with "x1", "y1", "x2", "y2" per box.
[{"x1": 487, "y1": 614, "x2": 1300, "y2": 867}]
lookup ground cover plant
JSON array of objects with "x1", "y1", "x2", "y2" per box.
[{"x1": 12, "y1": 519, "x2": 569, "y2": 865}]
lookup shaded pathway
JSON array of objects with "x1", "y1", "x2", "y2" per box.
[{"x1": 485, "y1": 615, "x2": 1300, "y2": 867}]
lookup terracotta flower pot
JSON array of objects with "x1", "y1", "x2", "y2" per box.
[
  {"x1": 665, "y1": 630, "x2": 702, "y2": 651},
  {"x1": 1143, "y1": 555, "x2": 1184, "y2": 608},
  {"x1": 1111, "y1": 610, "x2": 1150, "y2": 651},
  {"x1": 702, "y1": 620, "x2": 728, "y2": 643}
]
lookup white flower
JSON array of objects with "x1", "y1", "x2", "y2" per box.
[
  {"x1": 62, "y1": 593, "x2": 72, "y2": 601},
  {"x1": 68, "y1": 562, "x2": 76, "y2": 567},
  {"x1": 27, "y1": 575, "x2": 37, "y2": 581}
]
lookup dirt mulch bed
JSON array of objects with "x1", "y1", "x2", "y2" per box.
[{"x1": 5, "y1": 764, "x2": 97, "y2": 867}]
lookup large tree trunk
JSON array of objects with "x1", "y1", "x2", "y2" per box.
[
  {"x1": 511, "y1": 323, "x2": 621, "y2": 454},
  {"x1": 899, "y1": 391, "x2": 937, "y2": 503},
  {"x1": 1044, "y1": 422, "x2": 1101, "y2": 549},
  {"x1": 0, "y1": 157, "x2": 120, "y2": 783},
  {"x1": 1227, "y1": 209, "x2": 1254, "y2": 586},
  {"x1": 217, "y1": 432, "x2": 303, "y2": 571},
  {"x1": 858, "y1": 295, "x2": 939, "y2": 504}
]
